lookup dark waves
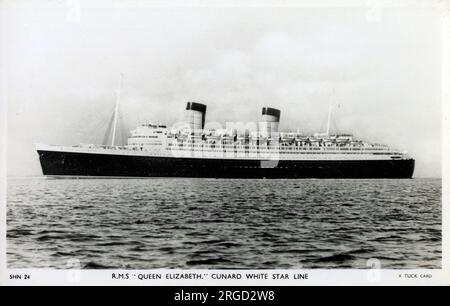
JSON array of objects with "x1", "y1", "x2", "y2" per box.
[{"x1": 6, "y1": 178, "x2": 442, "y2": 269}]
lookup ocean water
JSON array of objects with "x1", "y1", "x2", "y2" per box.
[{"x1": 7, "y1": 178, "x2": 441, "y2": 269}]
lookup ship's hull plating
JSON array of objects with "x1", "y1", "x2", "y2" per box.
[{"x1": 37, "y1": 150, "x2": 415, "y2": 178}]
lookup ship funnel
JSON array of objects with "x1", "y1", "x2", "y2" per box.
[
  {"x1": 185, "y1": 102, "x2": 207, "y2": 134},
  {"x1": 260, "y1": 107, "x2": 281, "y2": 138}
]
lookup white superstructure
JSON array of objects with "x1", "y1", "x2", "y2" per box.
[
  {"x1": 36, "y1": 102, "x2": 410, "y2": 162},
  {"x1": 36, "y1": 122, "x2": 409, "y2": 161}
]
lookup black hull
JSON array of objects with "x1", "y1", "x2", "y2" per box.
[{"x1": 37, "y1": 150, "x2": 415, "y2": 179}]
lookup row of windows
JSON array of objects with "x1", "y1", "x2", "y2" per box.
[
  {"x1": 167, "y1": 149, "x2": 395, "y2": 155},
  {"x1": 168, "y1": 144, "x2": 388, "y2": 151},
  {"x1": 130, "y1": 136, "x2": 160, "y2": 139}
]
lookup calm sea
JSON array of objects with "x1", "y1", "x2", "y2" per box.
[{"x1": 7, "y1": 178, "x2": 441, "y2": 269}]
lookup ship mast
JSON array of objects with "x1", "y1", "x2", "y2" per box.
[
  {"x1": 326, "y1": 88, "x2": 335, "y2": 136},
  {"x1": 111, "y1": 73, "x2": 123, "y2": 147}
]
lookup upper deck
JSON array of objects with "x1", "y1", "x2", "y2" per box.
[
  {"x1": 36, "y1": 123, "x2": 410, "y2": 161},
  {"x1": 122, "y1": 122, "x2": 409, "y2": 160}
]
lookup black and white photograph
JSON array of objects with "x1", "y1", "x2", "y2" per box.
[{"x1": 0, "y1": 0, "x2": 448, "y2": 287}]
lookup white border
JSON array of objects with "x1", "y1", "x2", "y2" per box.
[
  {"x1": 440, "y1": 0, "x2": 449, "y2": 283},
  {"x1": 0, "y1": 0, "x2": 8, "y2": 285},
  {"x1": 3, "y1": 269, "x2": 449, "y2": 286},
  {"x1": 0, "y1": 0, "x2": 449, "y2": 286}
]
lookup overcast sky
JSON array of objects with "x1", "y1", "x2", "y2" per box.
[{"x1": 1, "y1": 0, "x2": 444, "y2": 177}]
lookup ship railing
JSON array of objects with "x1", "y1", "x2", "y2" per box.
[
  {"x1": 50, "y1": 142, "x2": 402, "y2": 157},
  {"x1": 73, "y1": 144, "x2": 131, "y2": 151},
  {"x1": 166, "y1": 142, "x2": 393, "y2": 152},
  {"x1": 165, "y1": 143, "x2": 397, "y2": 156}
]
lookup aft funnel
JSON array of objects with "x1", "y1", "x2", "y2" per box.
[
  {"x1": 185, "y1": 102, "x2": 207, "y2": 134},
  {"x1": 260, "y1": 107, "x2": 281, "y2": 138}
]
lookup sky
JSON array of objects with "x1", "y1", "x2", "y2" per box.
[{"x1": 1, "y1": 0, "x2": 445, "y2": 177}]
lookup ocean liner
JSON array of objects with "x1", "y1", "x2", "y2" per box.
[{"x1": 36, "y1": 97, "x2": 415, "y2": 179}]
